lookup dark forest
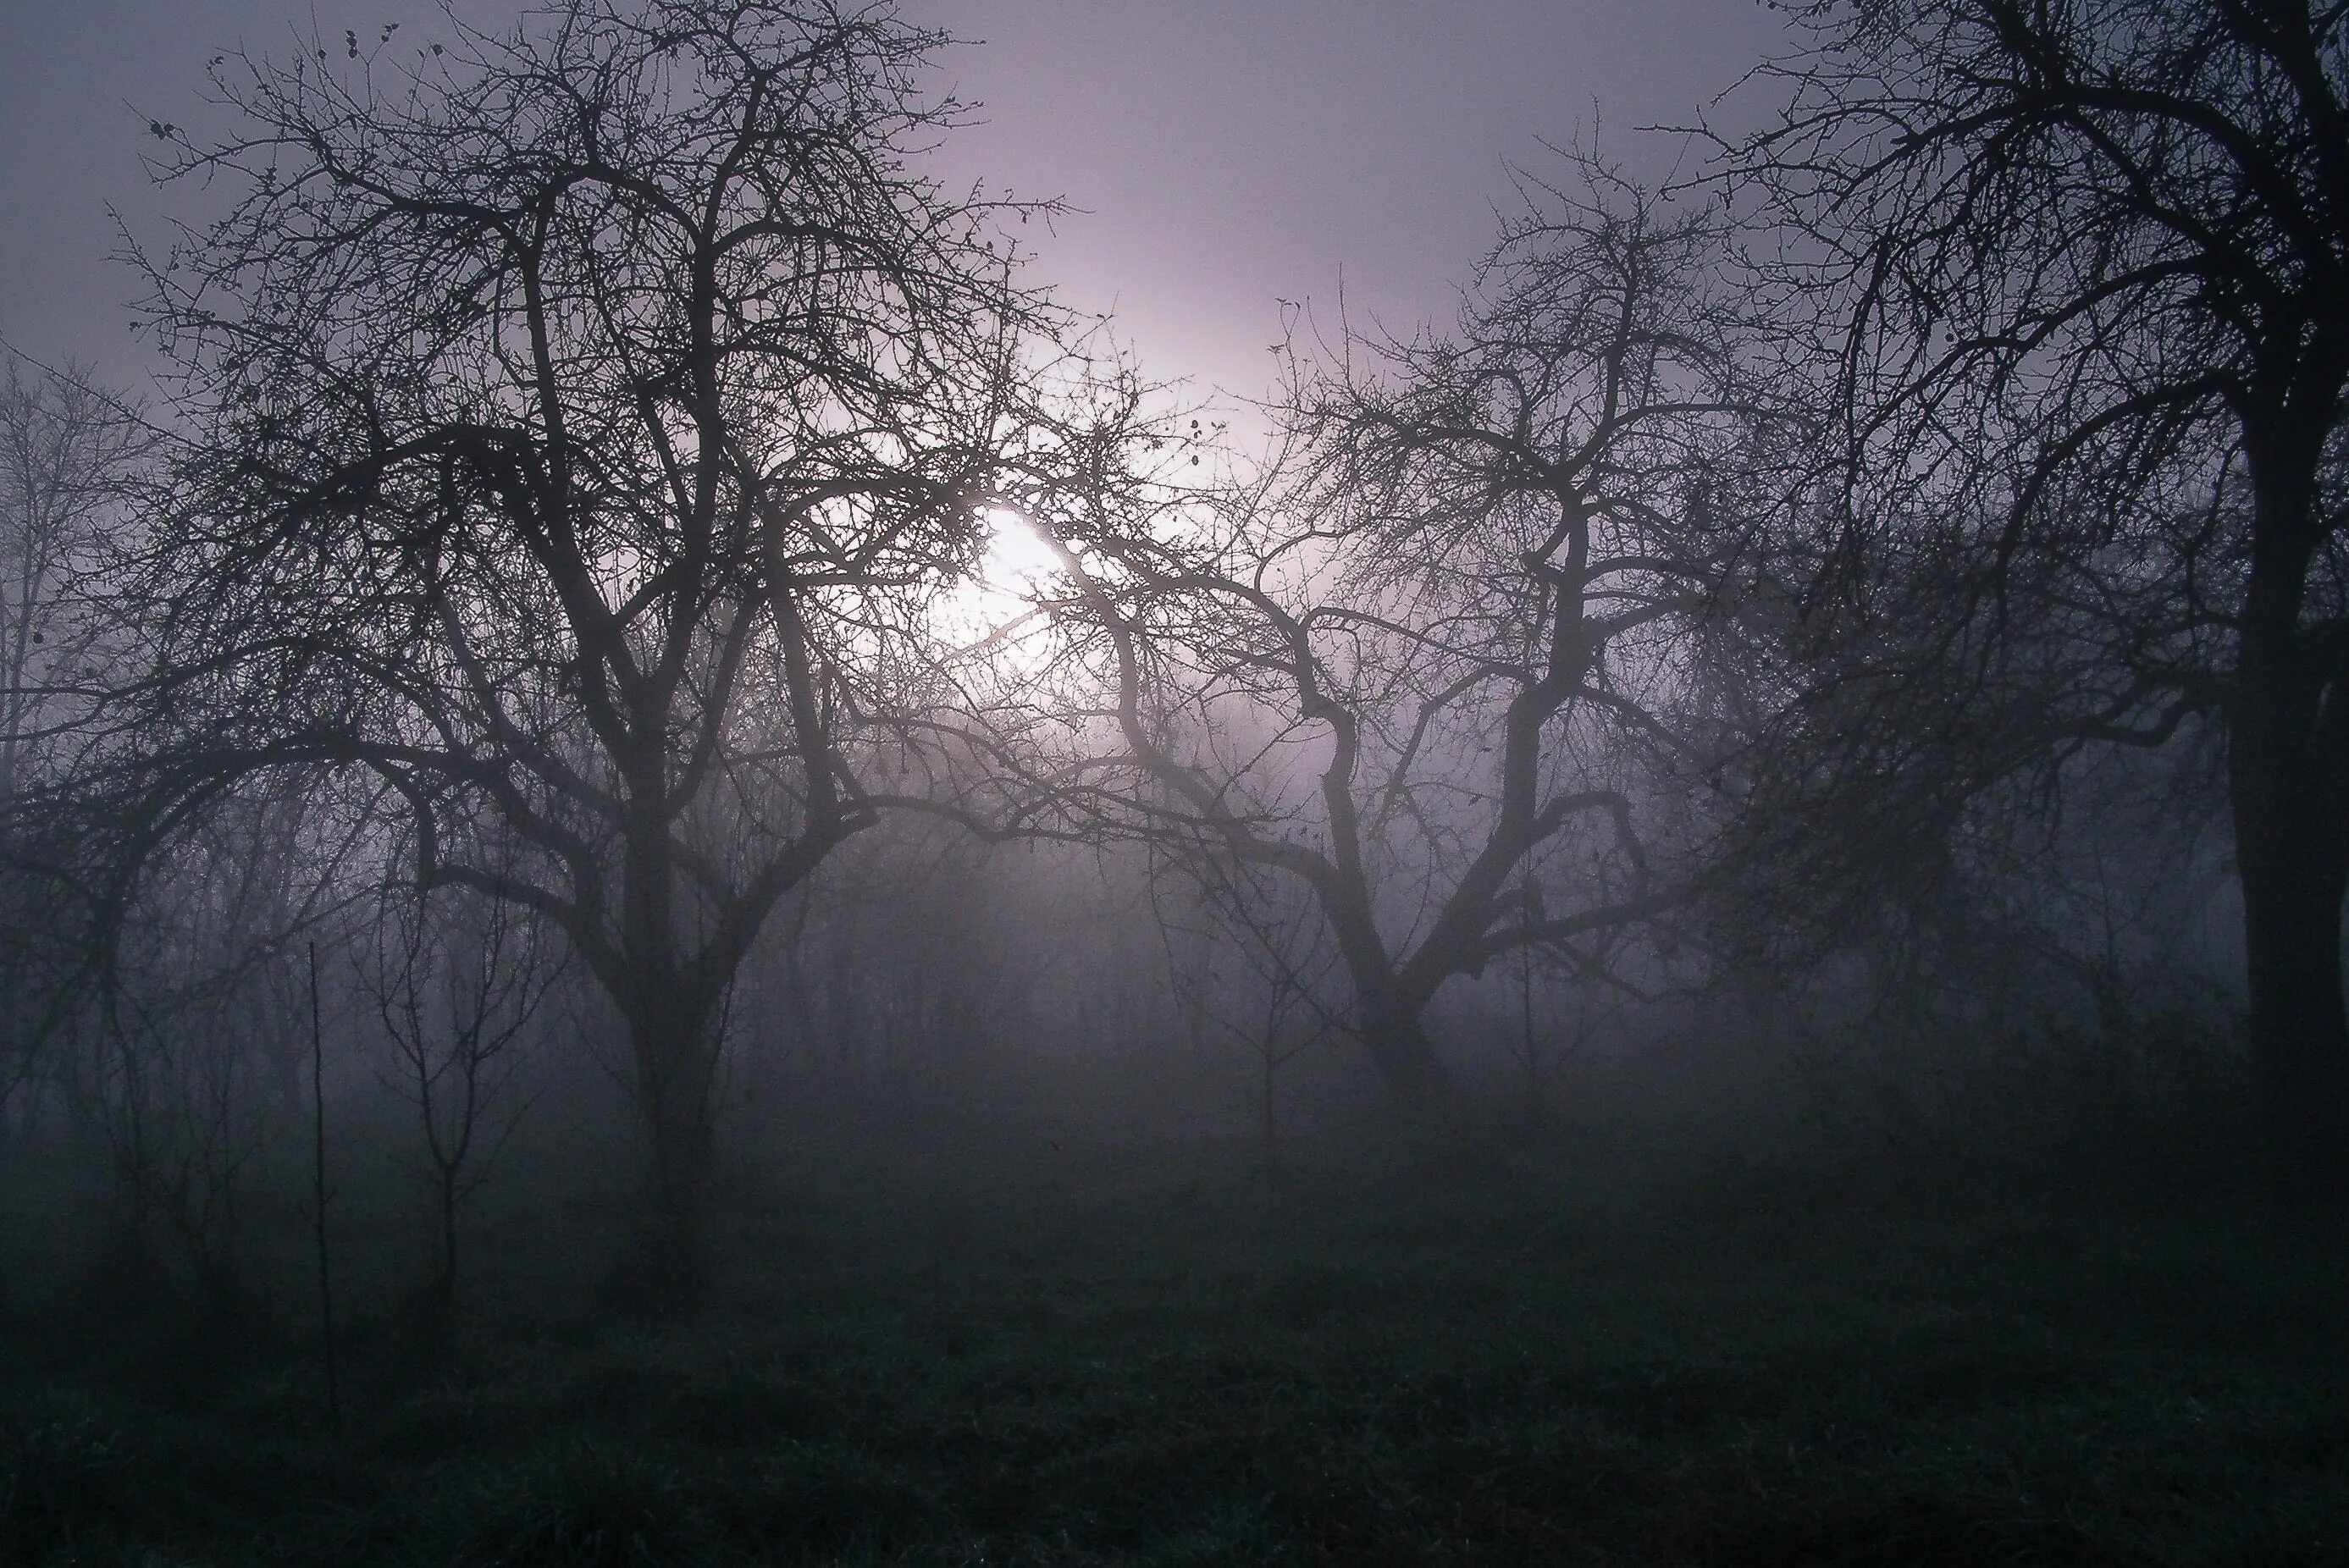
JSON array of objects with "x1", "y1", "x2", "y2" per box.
[{"x1": 1, "y1": 3, "x2": 2345, "y2": 1562}]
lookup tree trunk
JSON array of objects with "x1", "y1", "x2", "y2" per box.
[
  {"x1": 1262, "y1": 1057, "x2": 1280, "y2": 1174},
  {"x1": 426, "y1": 1166, "x2": 459, "y2": 1332},
  {"x1": 2228, "y1": 660, "x2": 2349, "y2": 1209},
  {"x1": 1355, "y1": 987, "x2": 1456, "y2": 1107},
  {"x1": 1328, "y1": 894, "x2": 1457, "y2": 1107},
  {"x1": 2231, "y1": 434, "x2": 2349, "y2": 1210},
  {"x1": 617, "y1": 990, "x2": 721, "y2": 1309}
]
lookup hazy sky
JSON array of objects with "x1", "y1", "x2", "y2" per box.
[{"x1": 0, "y1": 1, "x2": 1791, "y2": 404}]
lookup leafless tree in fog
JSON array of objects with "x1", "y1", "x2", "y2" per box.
[
  {"x1": 361, "y1": 857, "x2": 563, "y2": 1332},
  {"x1": 72, "y1": 0, "x2": 1114, "y2": 1299},
  {"x1": 1015, "y1": 157, "x2": 1803, "y2": 1106},
  {"x1": 1152, "y1": 846, "x2": 1346, "y2": 1170},
  {"x1": 70, "y1": 780, "x2": 368, "y2": 1323},
  {"x1": 1725, "y1": 0, "x2": 2349, "y2": 1204},
  {"x1": 0, "y1": 359, "x2": 146, "y2": 802},
  {"x1": 0, "y1": 361, "x2": 149, "y2": 1118}
]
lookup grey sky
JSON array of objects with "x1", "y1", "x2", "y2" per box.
[{"x1": 0, "y1": 1, "x2": 1790, "y2": 402}]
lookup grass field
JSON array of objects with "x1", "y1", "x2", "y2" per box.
[{"x1": 3, "y1": 1129, "x2": 2346, "y2": 1565}]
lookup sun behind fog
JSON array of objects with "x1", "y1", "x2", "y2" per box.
[
  {"x1": 979, "y1": 506, "x2": 1064, "y2": 588},
  {"x1": 933, "y1": 506, "x2": 1070, "y2": 655}
]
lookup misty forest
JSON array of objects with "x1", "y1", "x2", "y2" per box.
[{"x1": 1, "y1": 1, "x2": 2346, "y2": 1563}]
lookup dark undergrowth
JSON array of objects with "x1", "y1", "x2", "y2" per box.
[{"x1": 3, "y1": 1131, "x2": 2346, "y2": 1565}]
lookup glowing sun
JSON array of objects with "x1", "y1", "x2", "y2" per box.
[{"x1": 933, "y1": 507, "x2": 1071, "y2": 655}]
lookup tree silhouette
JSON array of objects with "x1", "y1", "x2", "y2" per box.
[
  {"x1": 102, "y1": 0, "x2": 1080, "y2": 1296},
  {"x1": 361, "y1": 855, "x2": 563, "y2": 1333},
  {"x1": 0, "y1": 360, "x2": 149, "y2": 1117},
  {"x1": 1014, "y1": 159, "x2": 1796, "y2": 1104},
  {"x1": 1729, "y1": 0, "x2": 2349, "y2": 1204}
]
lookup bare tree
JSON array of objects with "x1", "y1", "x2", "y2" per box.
[
  {"x1": 362, "y1": 860, "x2": 563, "y2": 1332},
  {"x1": 94, "y1": 0, "x2": 1091, "y2": 1295},
  {"x1": 1499, "y1": 875, "x2": 1638, "y2": 1126},
  {"x1": 1725, "y1": 0, "x2": 2349, "y2": 1204},
  {"x1": 1013, "y1": 158, "x2": 1797, "y2": 1106},
  {"x1": 0, "y1": 358, "x2": 145, "y2": 802},
  {"x1": 69, "y1": 780, "x2": 362, "y2": 1325},
  {"x1": 0, "y1": 360, "x2": 148, "y2": 1118},
  {"x1": 1152, "y1": 845, "x2": 1346, "y2": 1171}
]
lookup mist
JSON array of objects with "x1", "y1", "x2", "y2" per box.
[{"x1": 1, "y1": 3, "x2": 2343, "y2": 1564}]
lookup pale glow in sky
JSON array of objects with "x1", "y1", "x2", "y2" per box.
[
  {"x1": 0, "y1": 3, "x2": 1789, "y2": 401},
  {"x1": 932, "y1": 506, "x2": 1071, "y2": 655},
  {"x1": 977, "y1": 506, "x2": 1067, "y2": 591}
]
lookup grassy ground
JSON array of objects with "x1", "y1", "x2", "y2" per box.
[{"x1": 3, "y1": 1131, "x2": 2346, "y2": 1565}]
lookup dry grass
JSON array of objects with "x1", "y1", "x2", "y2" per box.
[{"x1": 4, "y1": 1131, "x2": 2345, "y2": 1565}]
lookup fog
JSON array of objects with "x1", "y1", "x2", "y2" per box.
[{"x1": 1, "y1": 3, "x2": 2342, "y2": 1563}]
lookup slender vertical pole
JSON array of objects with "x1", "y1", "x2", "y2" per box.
[
  {"x1": 310, "y1": 941, "x2": 341, "y2": 1436},
  {"x1": 1521, "y1": 877, "x2": 1539, "y2": 1113}
]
